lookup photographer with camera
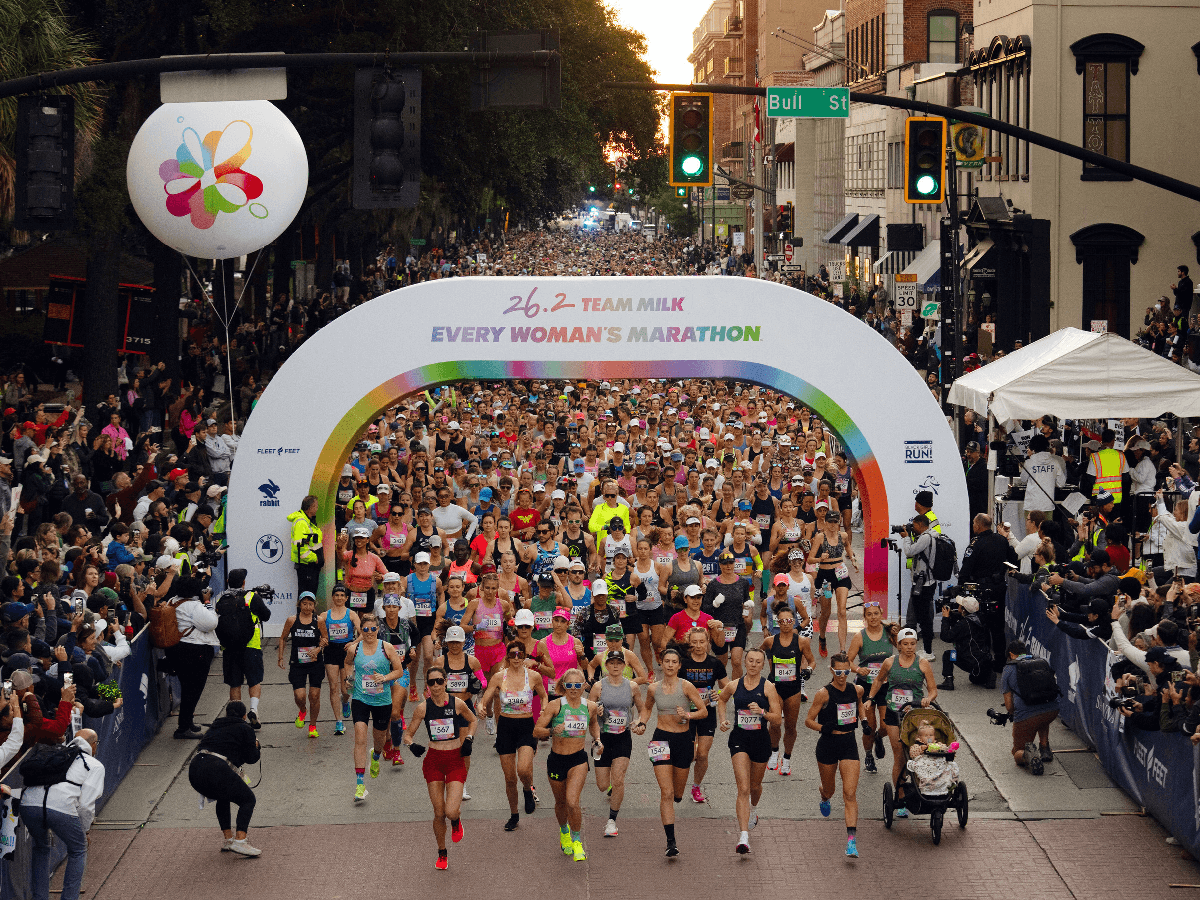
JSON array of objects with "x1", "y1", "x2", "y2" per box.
[
  {"x1": 996, "y1": 640, "x2": 1060, "y2": 775},
  {"x1": 957, "y1": 514, "x2": 1018, "y2": 672},
  {"x1": 215, "y1": 569, "x2": 272, "y2": 730},
  {"x1": 937, "y1": 591, "x2": 994, "y2": 690},
  {"x1": 1045, "y1": 548, "x2": 1119, "y2": 613},
  {"x1": 893, "y1": 515, "x2": 939, "y2": 658}
]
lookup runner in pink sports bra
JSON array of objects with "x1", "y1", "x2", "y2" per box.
[
  {"x1": 374, "y1": 507, "x2": 409, "y2": 573},
  {"x1": 539, "y1": 608, "x2": 584, "y2": 696},
  {"x1": 470, "y1": 575, "x2": 511, "y2": 677}
]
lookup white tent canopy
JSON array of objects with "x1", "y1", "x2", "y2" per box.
[{"x1": 948, "y1": 327, "x2": 1200, "y2": 421}]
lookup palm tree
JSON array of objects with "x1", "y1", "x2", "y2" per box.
[{"x1": 0, "y1": 0, "x2": 103, "y2": 229}]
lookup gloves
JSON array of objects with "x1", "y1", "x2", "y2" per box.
[
  {"x1": 409, "y1": 743, "x2": 427, "y2": 757},
  {"x1": 460, "y1": 736, "x2": 474, "y2": 757},
  {"x1": 742, "y1": 599, "x2": 755, "y2": 612},
  {"x1": 713, "y1": 593, "x2": 725, "y2": 608}
]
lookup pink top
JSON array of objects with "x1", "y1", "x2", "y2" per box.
[
  {"x1": 542, "y1": 632, "x2": 581, "y2": 684},
  {"x1": 339, "y1": 548, "x2": 387, "y2": 591},
  {"x1": 473, "y1": 596, "x2": 505, "y2": 642}
]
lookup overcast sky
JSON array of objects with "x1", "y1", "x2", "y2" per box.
[{"x1": 606, "y1": 0, "x2": 713, "y2": 85}]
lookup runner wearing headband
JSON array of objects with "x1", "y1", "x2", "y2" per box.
[
  {"x1": 845, "y1": 601, "x2": 896, "y2": 774},
  {"x1": 760, "y1": 597, "x2": 815, "y2": 775}
]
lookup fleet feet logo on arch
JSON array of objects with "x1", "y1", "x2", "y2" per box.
[{"x1": 160, "y1": 119, "x2": 265, "y2": 229}]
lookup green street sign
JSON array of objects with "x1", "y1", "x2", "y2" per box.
[
  {"x1": 765, "y1": 87, "x2": 849, "y2": 119},
  {"x1": 411, "y1": 238, "x2": 426, "y2": 246}
]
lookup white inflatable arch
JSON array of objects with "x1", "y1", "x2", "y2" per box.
[{"x1": 228, "y1": 277, "x2": 968, "y2": 634}]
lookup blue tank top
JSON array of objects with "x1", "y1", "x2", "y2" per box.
[
  {"x1": 352, "y1": 640, "x2": 392, "y2": 706},
  {"x1": 326, "y1": 607, "x2": 353, "y2": 644},
  {"x1": 408, "y1": 573, "x2": 437, "y2": 617}
]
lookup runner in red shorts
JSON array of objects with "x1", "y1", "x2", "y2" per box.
[{"x1": 404, "y1": 666, "x2": 478, "y2": 870}]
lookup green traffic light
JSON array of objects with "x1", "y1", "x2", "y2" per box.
[
  {"x1": 681, "y1": 156, "x2": 703, "y2": 177},
  {"x1": 589, "y1": 185, "x2": 595, "y2": 192},
  {"x1": 916, "y1": 174, "x2": 938, "y2": 195}
]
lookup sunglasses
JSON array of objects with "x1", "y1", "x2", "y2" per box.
[
  {"x1": 863, "y1": 601, "x2": 882, "y2": 608},
  {"x1": 427, "y1": 678, "x2": 445, "y2": 686},
  {"x1": 362, "y1": 626, "x2": 378, "y2": 633},
  {"x1": 832, "y1": 669, "x2": 851, "y2": 676},
  {"x1": 563, "y1": 682, "x2": 584, "y2": 690},
  {"x1": 508, "y1": 650, "x2": 527, "y2": 658},
  {"x1": 604, "y1": 493, "x2": 616, "y2": 498}
]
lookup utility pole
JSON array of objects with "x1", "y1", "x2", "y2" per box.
[{"x1": 939, "y1": 134, "x2": 961, "y2": 426}]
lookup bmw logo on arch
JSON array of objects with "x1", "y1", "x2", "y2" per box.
[{"x1": 256, "y1": 533, "x2": 284, "y2": 564}]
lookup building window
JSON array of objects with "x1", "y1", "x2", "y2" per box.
[
  {"x1": 969, "y1": 35, "x2": 1031, "y2": 182},
  {"x1": 928, "y1": 13, "x2": 958, "y2": 64},
  {"x1": 887, "y1": 141, "x2": 903, "y2": 189},
  {"x1": 1070, "y1": 33, "x2": 1143, "y2": 180},
  {"x1": 1070, "y1": 223, "x2": 1144, "y2": 339}
]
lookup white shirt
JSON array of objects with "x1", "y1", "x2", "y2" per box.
[
  {"x1": 175, "y1": 597, "x2": 221, "y2": 646},
  {"x1": 0, "y1": 718, "x2": 22, "y2": 771},
  {"x1": 1019, "y1": 451, "x2": 1066, "y2": 512},
  {"x1": 1130, "y1": 457, "x2": 1157, "y2": 496},
  {"x1": 22, "y1": 735, "x2": 106, "y2": 831},
  {"x1": 1151, "y1": 501, "x2": 1199, "y2": 575}
]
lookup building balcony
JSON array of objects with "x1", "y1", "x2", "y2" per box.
[
  {"x1": 724, "y1": 56, "x2": 744, "y2": 77},
  {"x1": 724, "y1": 15, "x2": 743, "y2": 37}
]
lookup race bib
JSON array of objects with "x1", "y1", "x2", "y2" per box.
[
  {"x1": 415, "y1": 597, "x2": 434, "y2": 616},
  {"x1": 361, "y1": 676, "x2": 385, "y2": 696},
  {"x1": 836, "y1": 702, "x2": 857, "y2": 725},
  {"x1": 482, "y1": 615, "x2": 501, "y2": 632},
  {"x1": 756, "y1": 514, "x2": 771, "y2": 528},
  {"x1": 866, "y1": 662, "x2": 882, "y2": 681},
  {"x1": 835, "y1": 563, "x2": 849, "y2": 580},
  {"x1": 563, "y1": 712, "x2": 588, "y2": 736},
  {"x1": 723, "y1": 626, "x2": 738, "y2": 644},
  {"x1": 429, "y1": 718, "x2": 455, "y2": 741},
  {"x1": 533, "y1": 611, "x2": 553, "y2": 630},
  {"x1": 296, "y1": 645, "x2": 320, "y2": 664},
  {"x1": 612, "y1": 597, "x2": 626, "y2": 617},
  {"x1": 648, "y1": 740, "x2": 671, "y2": 762},
  {"x1": 593, "y1": 635, "x2": 609, "y2": 654},
  {"x1": 350, "y1": 592, "x2": 369, "y2": 609},
  {"x1": 736, "y1": 709, "x2": 762, "y2": 730},
  {"x1": 774, "y1": 662, "x2": 796, "y2": 682},
  {"x1": 390, "y1": 535, "x2": 405, "y2": 548},
  {"x1": 889, "y1": 687, "x2": 914, "y2": 711},
  {"x1": 446, "y1": 672, "x2": 469, "y2": 692},
  {"x1": 603, "y1": 710, "x2": 628, "y2": 734},
  {"x1": 327, "y1": 621, "x2": 350, "y2": 641},
  {"x1": 501, "y1": 691, "x2": 533, "y2": 715}
]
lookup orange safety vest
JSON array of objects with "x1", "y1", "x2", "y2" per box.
[{"x1": 1090, "y1": 447, "x2": 1125, "y2": 502}]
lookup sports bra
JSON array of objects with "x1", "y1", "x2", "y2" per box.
[
  {"x1": 499, "y1": 668, "x2": 534, "y2": 717},
  {"x1": 473, "y1": 596, "x2": 505, "y2": 641}
]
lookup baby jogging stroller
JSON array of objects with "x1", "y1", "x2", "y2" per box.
[{"x1": 882, "y1": 705, "x2": 968, "y2": 844}]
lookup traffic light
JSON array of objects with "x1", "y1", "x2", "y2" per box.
[
  {"x1": 589, "y1": 185, "x2": 596, "y2": 193},
  {"x1": 14, "y1": 96, "x2": 75, "y2": 231},
  {"x1": 778, "y1": 202, "x2": 793, "y2": 237},
  {"x1": 353, "y1": 67, "x2": 422, "y2": 209},
  {"x1": 903, "y1": 117, "x2": 947, "y2": 204},
  {"x1": 669, "y1": 93, "x2": 713, "y2": 188},
  {"x1": 676, "y1": 187, "x2": 687, "y2": 198}
]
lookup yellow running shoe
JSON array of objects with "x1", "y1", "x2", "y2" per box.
[
  {"x1": 559, "y1": 830, "x2": 572, "y2": 855},
  {"x1": 308, "y1": 726, "x2": 319, "y2": 738},
  {"x1": 295, "y1": 712, "x2": 306, "y2": 728},
  {"x1": 370, "y1": 755, "x2": 381, "y2": 778},
  {"x1": 354, "y1": 784, "x2": 367, "y2": 802},
  {"x1": 573, "y1": 840, "x2": 586, "y2": 862}
]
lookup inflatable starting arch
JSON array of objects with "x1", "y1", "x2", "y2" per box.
[{"x1": 228, "y1": 278, "x2": 968, "y2": 634}]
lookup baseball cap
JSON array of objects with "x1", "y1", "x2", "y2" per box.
[
  {"x1": 958, "y1": 595, "x2": 980, "y2": 613},
  {"x1": 479, "y1": 487, "x2": 493, "y2": 501},
  {"x1": 569, "y1": 559, "x2": 586, "y2": 571},
  {"x1": 634, "y1": 452, "x2": 646, "y2": 464},
  {"x1": 613, "y1": 442, "x2": 625, "y2": 453},
  {"x1": 705, "y1": 459, "x2": 719, "y2": 469},
  {"x1": 537, "y1": 574, "x2": 556, "y2": 588},
  {"x1": 342, "y1": 464, "x2": 354, "y2": 477},
  {"x1": 1145, "y1": 646, "x2": 1174, "y2": 666},
  {"x1": 964, "y1": 441, "x2": 980, "y2": 453},
  {"x1": 897, "y1": 627, "x2": 919, "y2": 642},
  {"x1": 513, "y1": 609, "x2": 536, "y2": 627},
  {"x1": 382, "y1": 571, "x2": 401, "y2": 583},
  {"x1": 207, "y1": 485, "x2": 227, "y2": 498},
  {"x1": 605, "y1": 623, "x2": 625, "y2": 639},
  {"x1": 413, "y1": 551, "x2": 431, "y2": 564},
  {"x1": 737, "y1": 499, "x2": 751, "y2": 511},
  {"x1": 445, "y1": 625, "x2": 467, "y2": 642},
  {"x1": 683, "y1": 584, "x2": 703, "y2": 598},
  {"x1": 606, "y1": 649, "x2": 626, "y2": 663},
  {"x1": 685, "y1": 516, "x2": 701, "y2": 526},
  {"x1": 168, "y1": 468, "x2": 189, "y2": 481},
  {"x1": 553, "y1": 607, "x2": 571, "y2": 620},
  {"x1": 554, "y1": 555, "x2": 571, "y2": 570},
  {"x1": 773, "y1": 573, "x2": 790, "y2": 586},
  {"x1": 591, "y1": 580, "x2": 608, "y2": 595},
  {"x1": 0, "y1": 602, "x2": 35, "y2": 624}
]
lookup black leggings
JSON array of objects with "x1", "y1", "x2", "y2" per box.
[
  {"x1": 905, "y1": 585, "x2": 936, "y2": 654},
  {"x1": 296, "y1": 563, "x2": 321, "y2": 598},
  {"x1": 188, "y1": 754, "x2": 256, "y2": 833},
  {"x1": 174, "y1": 643, "x2": 215, "y2": 732}
]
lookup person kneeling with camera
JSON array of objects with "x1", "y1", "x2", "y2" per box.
[
  {"x1": 937, "y1": 593, "x2": 994, "y2": 691},
  {"x1": 998, "y1": 641, "x2": 1060, "y2": 775},
  {"x1": 187, "y1": 700, "x2": 262, "y2": 857}
]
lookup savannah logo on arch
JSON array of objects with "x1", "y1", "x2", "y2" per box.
[{"x1": 160, "y1": 119, "x2": 264, "y2": 229}]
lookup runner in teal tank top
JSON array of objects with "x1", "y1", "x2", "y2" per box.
[
  {"x1": 343, "y1": 612, "x2": 406, "y2": 802},
  {"x1": 863, "y1": 627, "x2": 937, "y2": 794}
]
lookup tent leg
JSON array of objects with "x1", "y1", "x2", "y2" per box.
[{"x1": 986, "y1": 410, "x2": 997, "y2": 522}]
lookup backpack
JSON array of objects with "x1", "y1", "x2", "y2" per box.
[
  {"x1": 148, "y1": 597, "x2": 193, "y2": 649},
  {"x1": 920, "y1": 532, "x2": 958, "y2": 582},
  {"x1": 215, "y1": 590, "x2": 255, "y2": 650},
  {"x1": 19, "y1": 743, "x2": 90, "y2": 814},
  {"x1": 1014, "y1": 657, "x2": 1060, "y2": 705}
]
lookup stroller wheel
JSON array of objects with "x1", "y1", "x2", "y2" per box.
[
  {"x1": 882, "y1": 782, "x2": 894, "y2": 829},
  {"x1": 931, "y1": 809, "x2": 943, "y2": 845},
  {"x1": 954, "y1": 782, "x2": 969, "y2": 828}
]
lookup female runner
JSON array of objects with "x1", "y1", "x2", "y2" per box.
[
  {"x1": 317, "y1": 584, "x2": 360, "y2": 735},
  {"x1": 806, "y1": 500, "x2": 858, "y2": 656},
  {"x1": 845, "y1": 601, "x2": 896, "y2": 774},
  {"x1": 760, "y1": 601, "x2": 815, "y2": 774},
  {"x1": 342, "y1": 612, "x2": 406, "y2": 801},
  {"x1": 466, "y1": 572, "x2": 514, "y2": 733},
  {"x1": 589, "y1": 649, "x2": 648, "y2": 837},
  {"x1": 805, "y1": 652, "x2": 865, "y2": 858},
  {"x1": 678, "y1": 627, "x2": 728, "y2": 805},
  {"x1": 533, "y1": 668, "x2": 601, "y2": 861},
  {"x1": 864, "y1": 628, "x2": 937, "y2": 795},
  {"x1": 432, "y1": 624, "x2": 484, "y2": 798},
  {"x1": 277, "y1": 590, "x2": 324, "y2": 738},
  {"x1": 632, "y1": 536, "x2": 670, "y2": 671}
]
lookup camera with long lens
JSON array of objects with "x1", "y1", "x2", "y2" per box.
[
  {"x1": 986, "y1": 708, "x2": 1010, "y2": 726},
  {"x1": 890, "y1": 525, "x2": 909, "y2": 535},
  {"x1": 252, "y1": 585, "x2": 275, "y2": 603}
]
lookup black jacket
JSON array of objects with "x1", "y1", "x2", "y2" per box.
[
  {"x1": 965, "y1": 460, "x2": 988, "y2": 520},
  {"x1": 197, "y1": 715, "x2": 261, "y2": 767},
  {"x1": 939, "y1": 610, "x2": 991, "y2": 674},
  {"x1": 957, "y1": 530, "x2": 1016, "y2": 586}
]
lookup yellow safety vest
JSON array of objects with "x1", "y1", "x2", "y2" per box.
[
  {"x1": 244, "y1": 590, "x2": 262, "y2": 650},
  {"x1": 925, "y1": 510, "x2": 942, "y2": 534},
  {"x1": 1091, "y1": 448, "x2": 1125, "y2": 502}
]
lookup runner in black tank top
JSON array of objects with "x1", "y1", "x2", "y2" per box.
[
  {"x1": 279, "y1": 592, "x2": 324, "y2": 738},
  {"x1": 805, "y1": 652, "x2": 863, "y2": 859}
]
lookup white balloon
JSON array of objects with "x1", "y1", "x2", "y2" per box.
[{"x1": 126, "y1": 101, "x2": 308, "y2": 259}]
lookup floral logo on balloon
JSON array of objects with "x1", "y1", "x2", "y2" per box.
[{"x1": 159, "y1": 119, "x2": 265, "y2": 229}]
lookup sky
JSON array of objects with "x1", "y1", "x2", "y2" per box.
[{"x1": 605, "y1": 0, "x2": 714, "y2": 86}]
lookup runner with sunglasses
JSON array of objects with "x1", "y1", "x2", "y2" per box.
[
  {"x1": 318, "y1": 584, "x2": 360, "y2": 736},
  {"x1": 677, "y1": 626, "x2": 727, "y2": 805},
  {"x1": 845, "y1": 600, "x2": 896, "y2": 774},
  {"x1": 805, "y1": 652, "x2": 866, "y2": 858},
  {"x1": 432, "y1": 624, "x2": 484, "y2": 798},
  {"x1": 342, "y1": 612, "x2": 407, "y2": 802},
  {"x1": 589, "y1": 649, "x2": 648, "y2": 837},
  {"x1": 533, "y1": 667, "x2": 601, "y2": 861},
  {"x1": 479, "y1": 638, "x2": 549, "y2": 831},
  {"x1": 760, "y1": 598, "x2": 815, "y2": 775},
  {"x1": 376, "y1": 591, "x2": 417, "y2": 765},
  {"x1": 717, "y1": 646, "x2": 782, "y2": 855},
  {"x1": 403, "y1": 665, "x2": 478, "y2": 870}
]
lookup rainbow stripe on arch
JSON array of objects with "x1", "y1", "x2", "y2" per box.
[{"x1": 312, "y1": 360, "x2": 889, "y2": 610}]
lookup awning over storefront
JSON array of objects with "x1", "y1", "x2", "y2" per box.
[
  {"x1": 775, "y1": 142, "x2": 795, "y2": 163},
  {"x1": 874, "y1": 250, "x2": 917, "y2": 274},
  {"x1": 823, "y1": 213, "x2": 858, "y2": 244},
  {"x1": 841, "y1": 214, "x2": 879, "y2": 249},
  {"x1": 962, "y1": 238, "x2": 998, "y2": 279},
  {"x1": 901, "y1": 241, "x2": 942, "y2": 292}
]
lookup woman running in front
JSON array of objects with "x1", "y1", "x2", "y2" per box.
[
  {"x1": 845, "y1": 601, "x2": 896, "y2": 774},
  {"x1": 589, "y1": 649, "x2": 648, "y2": 838},
  {"x1": 533, "y1": 667, "x2": 601, "y2": 862},
  {"x1": 342, "y1": 612, "x2": 407, "y2": 801},
  {"x1": 864, "y1": 627, "x2": 938, "y2": 798},
  {"x1": 377, "y1": 593, "x2": 417, "y2": 766},
  {"x1": 805, "y1": 652, "x2": 866, "y2": 858},
  {"x1": 277, "y1": 591, "x2": 324, "y2": 738},
  {"x1": 403, "y1": 665, "x2": 478, "y2": 870},
  {"x1": 318, "y1": 584, "x2": 360, "y2": 735},
  {"x1": 432, "y1": 624, "x2": 484, "y2": 799},
  {"x1": 760, "y1": 599, "x2": 815, "y2": 775},
  {"x1": 479, "y1": 638, "x2": 549, "y2": 831},
  {"x1": 717, "y1": 646, "x2": 782, "y2": 855},
  {"x1": 635, "y1": 647, "x2": 707, "y2": 858},
  {"x1": 678, "y1": 626, "x2": 728, "y2": 805},
  {"x1": 467, "y1": 572, "x2": 515, "y2": 734}
]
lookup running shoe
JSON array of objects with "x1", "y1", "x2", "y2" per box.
[
  {"x1": 221, "y1": 837, "x2": 233, "y2": 852},
  {"x1": 767, "y1": 749, "x2": 779, "y2": 770},
  {"x1": 846, "y1": 836, "x2": 859, "y2": 858},
  {"x1": 736, "y1": 837, "x2": 750, "y2": 855},
  {"x1": 248, "y1": 711, "x2": 261, "y2": 730},
  {"x1": 227, "y1": 839, "x2": 261, "y2": 857},
  {"x1": 409, "y1": 683, "x2": 419, "y2": 703},
  {"x1": 604, "y1": 819, "x2": 619, "y2": 838},
  {"x1": 504, "y1": 814, "x2": 520, "y2": 832},
  {"x1": 560, "y1": 830, "x2": 572, "y2": 856},
  {"x1": 451, "y1": 819, "x2": 464, "y2": 843},
  {"x1": 748, "y1": 812, "x2": 758, "y2": 830},
  {"x1": 524, "y1": 789, "x2": 536, "y2": 814},
  {"x1": 690, "y1": 784, "x2": 707, "y2": 803},
  {"x1": 572, "y1": 840, "x2": 586, "y2": 861},
  {"x1": 294, "y1": 711, "x2": 306, "y2": 728},
  {"x1": 874, "y1": 732, "x2": 886, "y2": 758},
  {"x1": 894, "y1": 807, "x2": 908, "y2": 818},
  {"x1": 801, "y1": 692, "x2": 809, "y2": 703},
  {"x1": 778, "y1": 757, "x2": 791, "y2": 776},
  {"x1": 461, "y1": 785, "x2": 470, "y2": 799},
  {"x1": 334, "y1": 721, "x2": 346, "y2": 735},
  {"x1": 863, "y1": 754, "x2": 877, "y2": 775},
  {"x1": 819, "y1": 798, "x2": 831, "y2": 817},
  {"x1": 370, "y1": 755, "x2": 380, "y2": 778},
  {"x1": 665, "y1": 842, "x2": 679, "y2": 858},
  {"x1": 1040, "y1": 744, "x2": 1054, "y2": 763},
  {"x1": 532, "y1": 787, "x2": 540, "y2": 804},
  {"x1": 392, "y1": 752, "x2": 404, "y2": 767},
  {"x1": 435, "y1": 853, "x2": 448, "y2": 870},
  {"x1": 342, "y1": 698, "x2": 351, "y2": 719},
  {"x1": 308, "y1": 725, "x2": 319, "y2": 739},
  {"x1": 486, "y1": 716, "x2": 496, "y2": 736},
  {"x1": 354, "y1": 784, "x2": 368, "y2": 802},
  {"x1": 819, "y1": 638, "x2": 828, "y2": 658},
  {"x1": 1026, "y1": 741, "x2": 1044, "y2": 775},
  {"x1": 920, "y1": 652, "x2": 936, "y2": 662}
]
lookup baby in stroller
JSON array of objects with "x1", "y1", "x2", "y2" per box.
[{"x1": 907, "y1": 723, "x2": 960, "y2": 796}]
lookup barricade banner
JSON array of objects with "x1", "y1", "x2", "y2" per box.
[{"x1": 1007, "y1": 582, "x2": 1200, "y2": 857}]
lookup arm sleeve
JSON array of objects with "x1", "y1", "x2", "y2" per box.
[
  {"x1": 1055, "y1": 620, "x2": 1092, "y2": 640},
  {"x1": 1110, "y1": 623, "x2": 1151, "y2": 676}
]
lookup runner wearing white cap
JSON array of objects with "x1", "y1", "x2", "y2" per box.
[
  {"x1": 433, "y1": 624, "x2": 484, "y2": 798},
  {"x1": 864, "y1": 627, "x2": 937, "y2": 792}
]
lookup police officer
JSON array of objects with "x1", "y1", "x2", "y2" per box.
[{"x1": 956, "y1": 514, "x2": 1017, "y2": 673}]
